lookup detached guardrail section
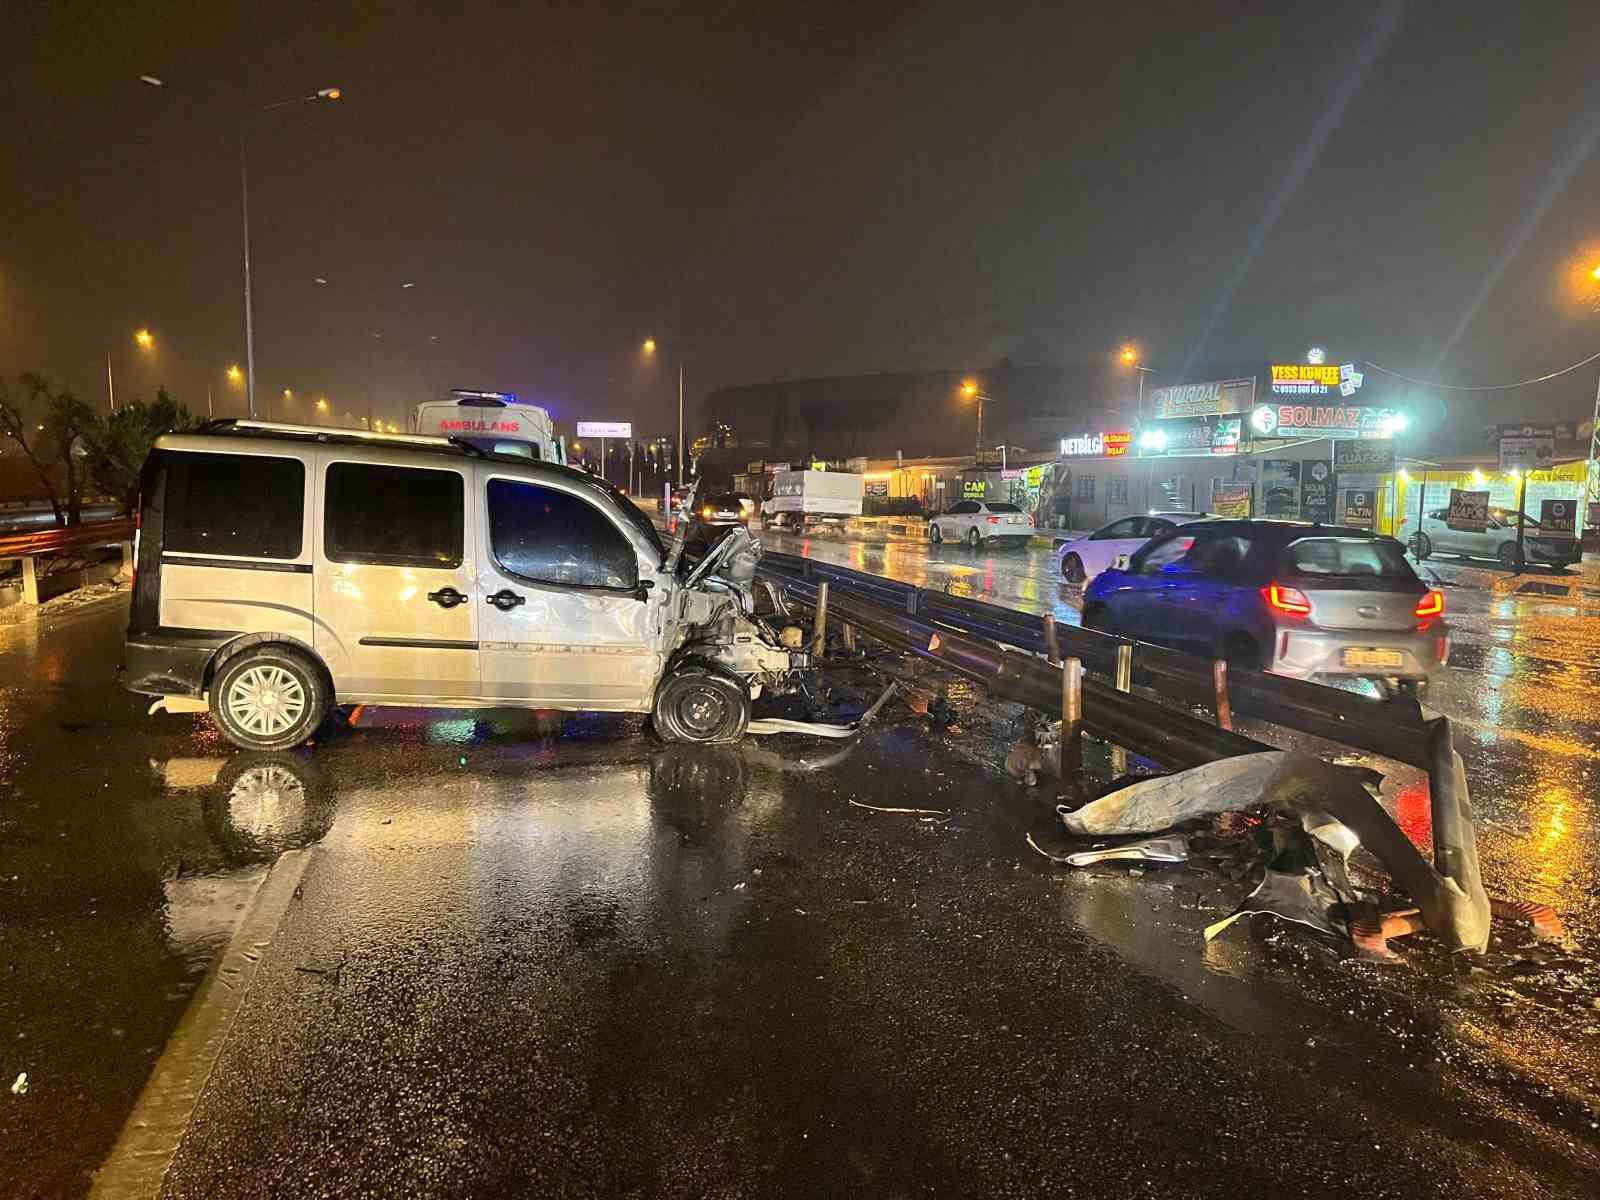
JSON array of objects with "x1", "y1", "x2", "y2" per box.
[
  {"x1": 757, "y1": 550, "x2": 1502, "y2": 953},
  {"x1": 0, "y1": 519, "x2": 134, "y2": 608}
]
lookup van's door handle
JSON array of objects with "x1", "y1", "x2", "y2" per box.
[
  {"x1": 486, "y1": 588, "x2": 525, "y2": 611},
  {"x1": 427, "y1": 587, "x2": 467, "y2": 608}
]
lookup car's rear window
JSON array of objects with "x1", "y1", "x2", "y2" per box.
[
  {"x1": 985, "y1": 502, "x2": 1022, "y2": 513},
  {"x1": 1284, "y1": 537, "x2": 1415, "y2": 579}
]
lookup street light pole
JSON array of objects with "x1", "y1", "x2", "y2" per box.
[
  {"x1": 240, "y1": 137, "x2": 257, "y2": 418},
  {"x1": 139, "y1": 76, "x2": 340, "y2": 422},
  {"x1": 678, "y1": 362, "x2": 684, "y2": 486}
]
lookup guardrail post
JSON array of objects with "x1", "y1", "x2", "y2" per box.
[
  {"x1": 1211, "y1": 660, "x2": 1233, "y2": 730},
  {"x1": 1111, "y1": 643, "x2": 1133, "y2": 774},
  {"x1": 1042, "y1": 613, "x2": 1061, "y2": 665},
  {"x1": 1060, "y1": 657, "x2": 1083, "y2": 781},
  {"x1": 119, "y1": 540, "x2": 134, "y2": 581},
  {"x1": 21, "y1": 555, "x2": 39, "y2": 606},
  {"x1": 812, "y1": 581, "x2": 830, "y2": 656}
]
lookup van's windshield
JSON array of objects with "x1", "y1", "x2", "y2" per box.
[{"x1": 607, "y1": 484, "x2": 666, "y2": 563}]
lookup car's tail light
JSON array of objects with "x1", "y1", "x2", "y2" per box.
[
  {"x1": 1413, "y1": 590, "x2": 1444, "y2": 618},
  {"x1": 1261, "y1": 583, "x2": 1312, "y2": 616},
  {"x1": 985, "y1": 516, "x2": 1000, "y2": 525}
]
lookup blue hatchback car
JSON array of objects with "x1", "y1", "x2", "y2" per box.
[{"x1": 1081, "y1": 519, "x2": 1448, "y2": 695}]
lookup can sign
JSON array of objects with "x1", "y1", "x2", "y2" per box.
[
  {"x1": 1446, "y1": 489, "x2": 1488, "y2": 533},
  {"x1": 1539, "y1": 498, "x2": 1576, "y2": 538}
]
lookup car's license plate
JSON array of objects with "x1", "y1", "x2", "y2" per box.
[{"x1": 1343, "y1": 648, "x2": 1404, "y2": 669}]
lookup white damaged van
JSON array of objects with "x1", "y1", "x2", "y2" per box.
[{"x1": 122, "y1": 421, "x2": 805, "y2": 750}]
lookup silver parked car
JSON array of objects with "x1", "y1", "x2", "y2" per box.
[
  {"x1": 927, "y1": 500, "x2": 1032, "y2": 548},
  {"x1": 1400, "y1": 507, "x2": 1581, "y2": 570}
]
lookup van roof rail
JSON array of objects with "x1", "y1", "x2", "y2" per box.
[{"x1": 231, "y1": 419, "x2": 454, "y2": 447}]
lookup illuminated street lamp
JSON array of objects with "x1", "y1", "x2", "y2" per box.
[
  {"x1": 959, "y1": 379, "x2": 997, "y2": 464},
  {"x1": 107, "y1": 326, "x2": 158, "y2": 412},
  {"x1": 226, "y1": 364, "x2": 244, "y2": 385},
  {"x1": 642, "y1": 336, "x2": 685, "y2": 484},
  {"x1": 1119, "y1": 344, "x2": 1155, "y2": 428},
  {"x1": 139, "y1": 74, "x2": 343, "y2": 419}
]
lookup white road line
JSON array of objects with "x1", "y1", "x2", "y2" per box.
[{"x1": 88, "y1": 847, "x2": 314, "y2": 1200}]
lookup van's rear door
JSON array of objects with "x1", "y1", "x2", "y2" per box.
[{"x1": 313, "y1": 454, "x2": 480, "y2": 701}]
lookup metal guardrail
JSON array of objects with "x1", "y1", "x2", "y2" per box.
[
  {"x1": 758, "y1": 551, "x2": 1434, "y2": 769},
  {"x1": 756, "y1": 549, "x2": 1493, "y2": 951},
  {"x1": 0, "y1": 519, "x2": 135, "y2": 561}
]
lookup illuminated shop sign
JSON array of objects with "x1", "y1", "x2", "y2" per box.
[
  {"x1": 1270, "y1": 362, "x2": 1365, "y2": 398},
  {"x1": 1147, "y1": 377, "x2": 1256, "y2": 419},
  {"x1": 1058, "y1": 430, "x2": 1132, "y2": 457},
  {"x1": 1250, "y1": 403, "x2": 1397, "y2": 440}
]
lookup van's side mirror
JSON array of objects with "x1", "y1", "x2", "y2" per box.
[{"x1": 1113, "y1": 554, "x2": 1132, "y2": 572}]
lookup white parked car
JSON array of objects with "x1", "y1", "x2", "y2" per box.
[
  {"x1": 927, "y1": 500, "x2": 1032, "y2": 548},
  {"x1": 1398, "y1": 507, "x2": 1582, "y2": 570},
  {"x1": 1055, "y1": 511, "x2": 1214, "y2": 584}
]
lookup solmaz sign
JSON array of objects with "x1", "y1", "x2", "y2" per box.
[
  {"x1": 1058, "y1": 430, "x2": 1132, "y2": 458},
  {"x1": 1250, "y1": 403, "x2": 1398, "y2": 440}
]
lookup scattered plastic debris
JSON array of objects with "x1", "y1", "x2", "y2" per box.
[
  {"x1": 1026, "y1": 832, "x2": 1188, "y2": 867},
  {"x1": 10, "y1": 1072, "x2": 27, "y2": 1096},
  {"x1": 1204, "y1": 867, "x2": 1347, "y2": 942},
  {"x1": 848, "y1": 799, "x2": 948, "y2": 816}
]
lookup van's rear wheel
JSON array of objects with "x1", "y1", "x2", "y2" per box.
[
  {"x1": 210, "y1": 647, "x2": 329, "y2": 752},
  {"x1": 653, "y1": 664, "x2": 750, "y2": 744}
]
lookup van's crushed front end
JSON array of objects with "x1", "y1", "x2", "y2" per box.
[{"x1": 669, "y1": 527, "x2": 812, "y2": 703}]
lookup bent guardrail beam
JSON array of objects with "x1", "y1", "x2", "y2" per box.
[{"x1": 764, "y1": 557, "x2": 1493, "y2": 952}]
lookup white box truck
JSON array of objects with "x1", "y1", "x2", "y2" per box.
[{"x1": 761, "y1": 469, "x2": 864, "y2": 531}]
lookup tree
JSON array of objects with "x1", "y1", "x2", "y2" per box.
[
  {"x1": 85, "y1": 388, "x2": 202, "y2": 515},
  {"x1": 0, "y1": 373, "x2": 99, "y2": 526}
]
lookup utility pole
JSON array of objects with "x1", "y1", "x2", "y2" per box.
[
  {"x1": 677, "y1": 363, "x2": 685, "y2": 485},
  {"x1": 1585, "y1": 374, "x2": 1600, "y2": 558},
  {"x1": 240, "y1": 138, "x2": 256, "y2": 419},
  {"x1": 105, "y1": 352, "x2": 116, "y2": 414}
]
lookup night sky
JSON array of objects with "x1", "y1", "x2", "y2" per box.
[{"x1": 5, "y1": 0, "x2": 1600, "y2": 439}]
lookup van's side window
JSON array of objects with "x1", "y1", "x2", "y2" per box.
[
  {"x1": 324, "y1": 463, "x2": 463, "y2": 567},
  {"x1": 487, "y1": 479, "x2": 637, "y2": 590},
  {"x1": 165, "y1": 451, "x2": 304, "y2": 559}
]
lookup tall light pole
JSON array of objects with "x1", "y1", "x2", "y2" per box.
[
  {"x1": 1120, "y1": 344, "x2": 1154, "y2": 425},
  {"x1": 959, "y1": 380, "x2": 995, "y2": 465},
  {"x1": 642, "y1": 337, "x2": 686, "y2": 484},
  {"x1": 140, "y1": 76, "x2": 342, "y2": 418},
  {"x1": 107, "y1": 327, "x2": 157, "y2": 414}
]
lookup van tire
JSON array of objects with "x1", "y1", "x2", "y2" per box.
[
  {"x1": 653, "y1": 664, "x2": 750, "y2": 744},
  {"x1": 209, "y1": 646, "x2": 329, "y2": 752}
]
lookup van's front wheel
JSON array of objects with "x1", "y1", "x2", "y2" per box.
[
  {"x1": 210, "y1": 647, "x2": 329, "y2": 751},
  {"x1": 653, "y1": 664, "x2": 750, "y2": 744}
]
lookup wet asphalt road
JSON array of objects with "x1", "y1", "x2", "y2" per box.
[{"x1": 2, "y1": 568, "x2": 1599, "y2": 1198}]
